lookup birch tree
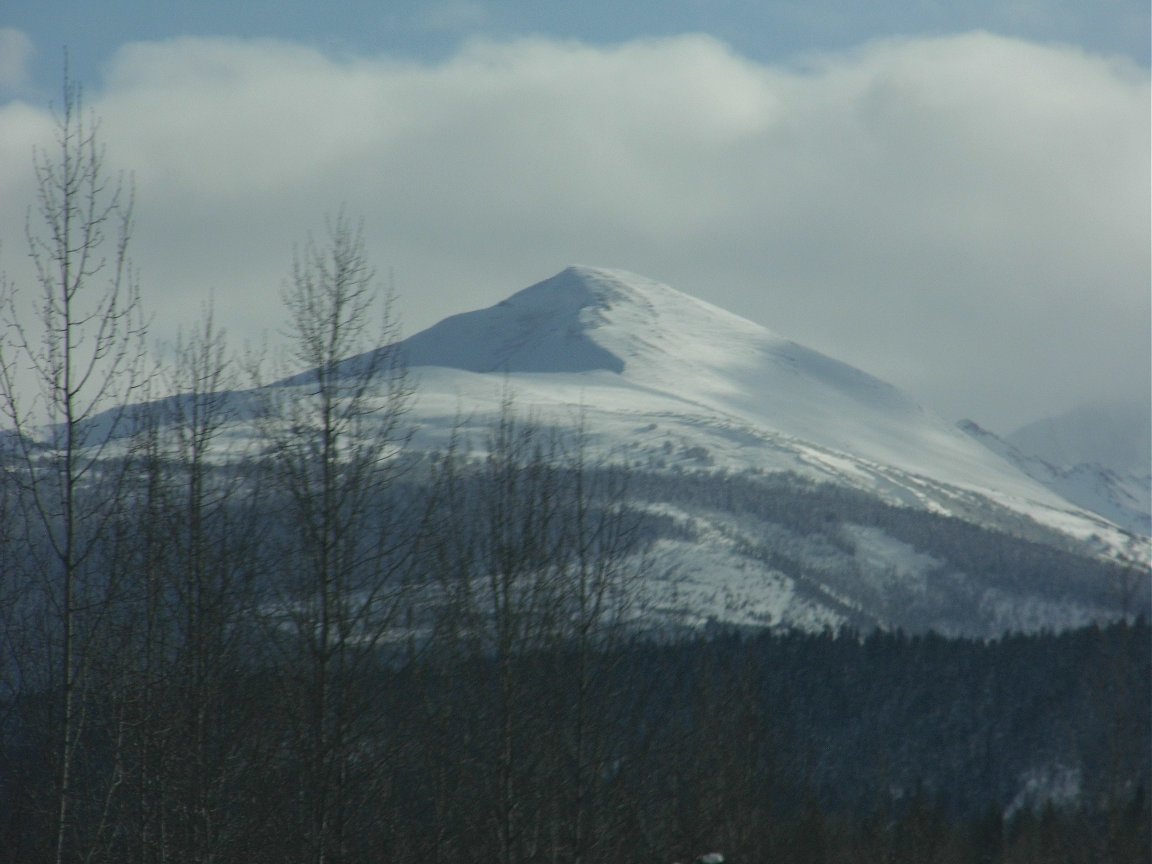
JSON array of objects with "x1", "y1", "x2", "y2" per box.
[
  {"x1": 251, "y1": 211, "x2": 413, "y2": 864},
  {"x1": 0, "y1": 74, "x2": 148, "y2": 864},
  {"x1": 422, "y1": 403, "x2": 647, "y2": 864}
]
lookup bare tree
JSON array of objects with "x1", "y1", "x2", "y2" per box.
[
  {"x1": 0, "y1": 72, "x2": 148, "y2": 864},
  {"x1": 421, "y1": 400, "x2": 648, "y2": 864},
  {"x1": 101, "y1": 308, "x2": 268, "y2": 864},
  {"x1": 152, "y1": 310, "x2": 259, "y2": 863},
  {"x1": 250, "y1": 210, "x2": 413, "y2": 864},
  {"x1": 547, "y1": 419, "x2": 647, "y2": 864}
]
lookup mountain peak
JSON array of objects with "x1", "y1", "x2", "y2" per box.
[
  {"x1": 399, "y1": 265, "x2": 786, "y2": 377},
  {"x1": 524, "y1": 265, "x2": 712, "y2": 314},
  {"x1": 493, "y1": 265, "x2": 647, "y2": 330},
  {"x1": 397, "y1": 266, "x2": 927, "y2": 415},
  {"x1": 396, "y1": 266, "x2": 645, "y2": 375}
]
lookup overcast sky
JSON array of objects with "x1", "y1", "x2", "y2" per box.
[{"x1": 1, "y1": 1, "x2": 1148, "y2": 433}]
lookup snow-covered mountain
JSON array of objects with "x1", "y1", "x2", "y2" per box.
[
  {"x1": 59, "y1": 265, "x2": 1152, "y2": 636},
  {"x1": 370, "y1": 266, "x2": 1146, "y2": 634},
  {"x1": 396, "y1": 267, "x2": 1128, "y2": 537}
]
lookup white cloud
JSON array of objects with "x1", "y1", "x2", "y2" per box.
[{"x1": 0, "y1": 31, "x2": 1146, "y2": 431}]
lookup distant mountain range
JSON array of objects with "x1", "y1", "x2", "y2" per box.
[
  {"x1": 1008, "y1": 401, "x2": 1151, "y2": 478},
  {"x1": 960, "y1": 412, "x2": 1150, "y2": 537}
]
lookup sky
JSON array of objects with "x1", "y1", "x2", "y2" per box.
[{"x1": 0, "y1": 1, "x2": 1148, "y2": 434}]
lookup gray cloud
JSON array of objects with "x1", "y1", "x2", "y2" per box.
[{"x1": 0, "y1": 31, "x2": 1146, "y2": 432}]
